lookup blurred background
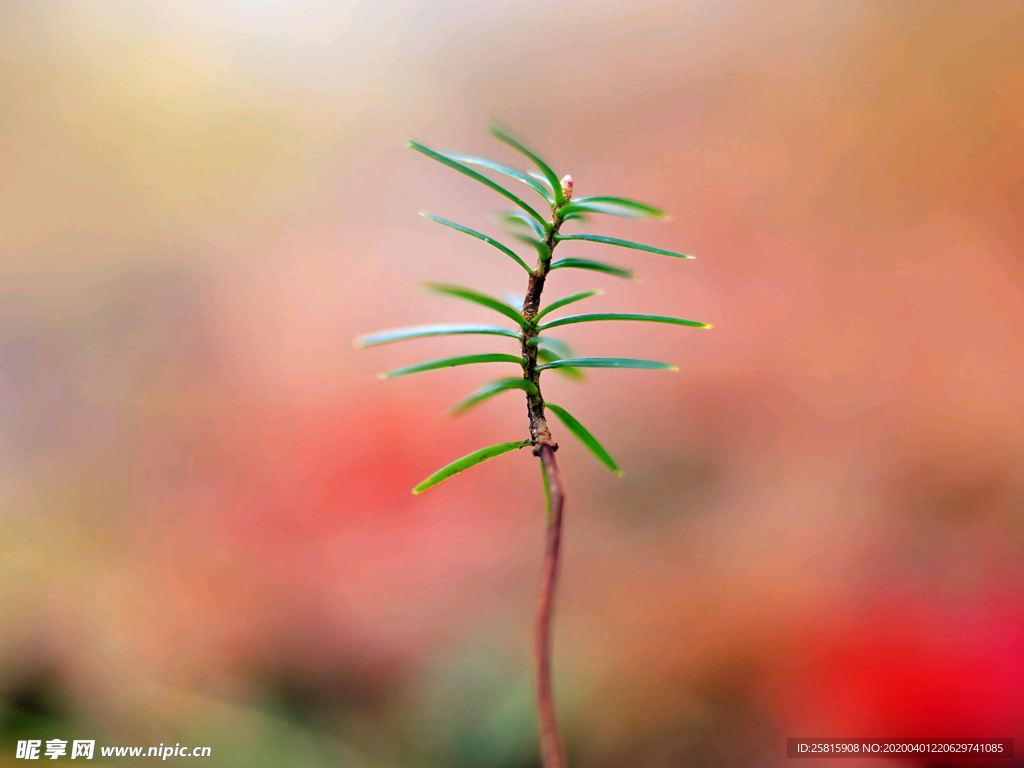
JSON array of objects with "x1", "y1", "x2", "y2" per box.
[{"x1": 2, "y1": 0, "x2": 1023, "y2": 765}]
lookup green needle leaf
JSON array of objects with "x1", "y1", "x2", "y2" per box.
[
  {"x1": 490, "y1": 125, "x2": 565, "y2": 206},
  {"x1": 357, "y1": 323, "x2": 520, "y2": 347},
  {"x1": 556, "y1": 201, "x2": 645, "y2": 219},
  {"x1": 534, "y1": 290, "x2": 603, "y2": 321},
  {"x1": 545, "y1": 402, "x2": 621, "y2": 475},
  {"x1": 568, "y1": 196, "x2": 667, "y2": 219},
  {"x1": 501, "y1": 211, "x2": 546, "y2": 240},
  {"x1": 413, "y1": 440, "x2": 532, "y2": 494},
  {"x1": 409, "y1": 140, "x2": 546, "y2": 224},
  {"x1": 512, "y1": 233, "x2": 551, "y2": 262},
  {"x1": 536, "y1": 357, "x2": 677, "y2": 371},
  {"x1": 555, "y1": 234, "x2": 694, "y2": 259},
  {"x1": 538, "y1": 313, "x2": 711, "y2": 331},
  {"x1": 549, "y1": 258, "x2": 634, "y2": 279},
  {"x1": 421, "y1": 213, "x2": 531, "y2": 273},
  {"x1": 425, "y1": 283, "x2": 528, "y2": 328},
  {"x1": 449, "y1": 378, "x2": 538, "y2": 415},
  {"x1": 535, "y1": 337, "x2": 574, "y2": 358},
  {"x1": 528, "y1": 170, "x2": 554, "y2": 193},
  {"x1": 441, "y1": 152, "x2": 554, "y2": 202},
  {"x1": 537, "y1": 346, "x2": 585, "y2": 381},
  {"x1": 560, "y1": 212, "x2": 589, "y2": 223},
  {"x1": 382, "y1": 353, "x2": 523, "y2": 379}
]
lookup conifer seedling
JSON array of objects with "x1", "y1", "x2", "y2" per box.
[{"x1": 357, "y1": 125, "x2": 710, "y2": 768}]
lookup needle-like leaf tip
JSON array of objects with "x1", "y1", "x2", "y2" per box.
[
  {"x1": 412, "y1": 439, "x2": 532, "y2": 493},
  {"x1": 545, "y1": 402, "x2": 620, "y2": 474}
]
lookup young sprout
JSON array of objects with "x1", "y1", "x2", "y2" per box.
[{"x1": 357, "y1": 125, "x2": 710, "y2": 768}]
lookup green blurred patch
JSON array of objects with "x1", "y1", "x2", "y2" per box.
[{"x1": 406, "y1": 646, "x2": 540, "y2": 768}]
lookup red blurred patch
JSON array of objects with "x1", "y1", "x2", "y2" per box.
[
  {"x1": 778, "y1": 596, "x2": 1024, "y2": 740},
  {"x1": 201, "y1": 394, "x2": 443, "y2": 551}
]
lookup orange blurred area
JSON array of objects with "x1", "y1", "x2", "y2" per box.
[{"x1": 2, "y1": 0, "x2": 1023, "y2": 765}]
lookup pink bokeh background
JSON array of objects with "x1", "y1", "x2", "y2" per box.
[{"x1": 2, "y1": 0, "x2": 1023, "y2": 765}]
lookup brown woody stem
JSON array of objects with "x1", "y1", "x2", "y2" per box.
[
  {"x1": 520, "y1": 200, "x2": 567, "y2": 768},
  {"x1": 534, "y1": 443, "x2": 565, "y2": 768}
]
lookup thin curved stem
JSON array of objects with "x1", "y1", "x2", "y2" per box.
[
  {"x1": 535, "y1": 444, "x2": 566, "y2": 768},
  {"x1": 519, "y1": 190, "x2": 568, "y2": 768}
]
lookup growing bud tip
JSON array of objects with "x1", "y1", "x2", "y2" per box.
[{"x1": 560, "y1": 175, "x2": 573, "y2": 201}]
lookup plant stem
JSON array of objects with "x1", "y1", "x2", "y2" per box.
[
  {"x1": 535, "y1": 443, "x2": 565, "y2": 768},
  {"x1": 520, "y1": 200, "x2": 567, "y2": 768}
]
